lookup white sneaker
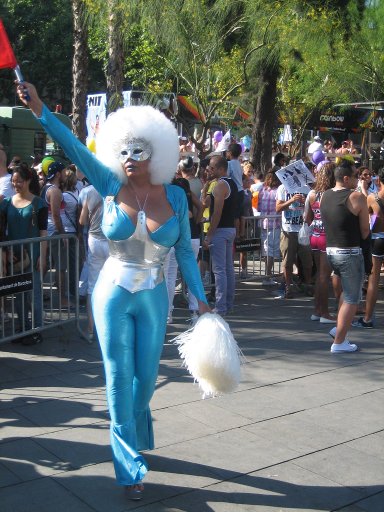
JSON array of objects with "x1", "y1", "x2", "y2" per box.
[
  {"x1": 331, "y1": 340, "x2": 358, "y2": 353},
  {"x1": 320, "y1": 317, "x2": 337, "y2": 324},
  {"x1": 310, "y1": 314, "x2": 320, "y2": 321},
  {"x1": 329, "y1": 327, "x2": 337, "y2": 339}
]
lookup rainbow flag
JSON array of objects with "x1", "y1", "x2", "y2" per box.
[
  {"x1": 235, "y1": 106, "x2": 251, "y2": 120},
  {"x1": 178, "y1": 96, "x2": 206, "y2": 122}
]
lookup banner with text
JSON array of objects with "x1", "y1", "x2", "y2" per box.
[{"x1": 276, "y1": 160, "x2": 315, "y2": 194}]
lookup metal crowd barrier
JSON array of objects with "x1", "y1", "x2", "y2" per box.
[
  {"x1": 234, "y1": 214, "x2": 282, "y2": 278},
  {"x1": 184, "y1": 214, "x2": 283, "y2": 300},
  {"x1": 0, "y1": 234, "x2": 87, "y2": 345}
]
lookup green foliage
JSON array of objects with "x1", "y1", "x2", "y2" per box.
[
  {"x1": 0, "y1": 0, "x2": 73, "y2": 110},
  {"x1": 144, "y1": 1, "x2": 248, "y2": 99},
  {"x1": 336, "y1": 0, "x2": 384, "y2": 101},
  {"x1": 235, "y1": 0, "x2": 378, "y2": 153},
  {"x1": 2, "y1": 0, "x2": 382, "y2": 141},
  {"x1": 124, "y1": 27, "x2": 172, "y2": 92}
]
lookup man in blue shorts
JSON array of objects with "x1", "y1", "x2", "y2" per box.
[{"x1": 320, "y1": 162, "x2": 370, "y2": 353}]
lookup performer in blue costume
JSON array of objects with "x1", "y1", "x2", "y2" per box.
[{"x1": 17, "y1": 82, "x2": 210, "y2": 500}]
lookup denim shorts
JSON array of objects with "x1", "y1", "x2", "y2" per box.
[{"x1": 327, "y1": 253, "x2": 364, "y2": 304}]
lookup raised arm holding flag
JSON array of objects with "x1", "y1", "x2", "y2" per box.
[{"x1": 0, "y1": 18, "x2": 29, "y2": 94}]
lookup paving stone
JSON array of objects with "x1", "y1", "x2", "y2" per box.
[
  {"x1": 152, "y1": 407, "x2": 218, "y2": 448},
  {"x1": 243, "y1": 411, "x2": 350, "y2": 454},
  {"x1": 337, "y1": 491, "x2": 384, "y2": 512},
  {"x1": 13, "y1": 398, "x2": 106, "y2": 431},
  {"x1": 0, "y1": 277, "x2": 383, "y2": 512},
  {"x1": 0, "y1": 393, "x2": 31, "y2": 411},
  {"x1": 0, "y1": 461, "x2": 21, "y2": 487},
  {"x1": 53, "y1": 369, "x2": 105, "y2": 389},
  {"x1": 1, "y1": 374, "x2": 87, "y2": 399},
  {"x1": 211, "y1": 387, "x2": 303, "y2": 422},
  {"x1": 293, "y1": 443, "x2": 384, "y2": 494},
  {"x1": 151, "y1": 379, "x2": 205, "y2": 410},
  {"x1": 0, "y1": 438, "x2": 70, "y2": 480},
  {"x1": 137, "y1": 461, "x2": 363, "y2": 511},
  {"x1": 53, "y1": 461, "x2": 140, "y2": 512},
  {"x1": 0, "y1": 477, "x2": 95, "y2": 512},
  {"x1": 0, "y1": 409, "x2": 49, "y2": 442},
  {"x1": 152, "y1": 427, "x2": 299, "y2": 480},
  {"x1": 0, "y1": 361, "x2": 31, "y2": 383},
  {"x1": 34, "y1": 421, "x2": 111, "y2": 469},
  {"x1": 169, "y1": 399, "x2": 253, "y2": 430},
  {"x1": 64, "y1": 392, "x2": 109, "y2": 415},
  {"x1": 345, "y1": 432, "x2": 384, "y2": 462},
  {"x1": 298, "y1": 389, "x2": 384, "y2": 438}
]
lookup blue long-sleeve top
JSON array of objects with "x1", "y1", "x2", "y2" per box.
[{"x1": 37, "y1": 105, "x2": 207, "y2": 304}]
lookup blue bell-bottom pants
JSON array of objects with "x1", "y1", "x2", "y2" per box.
[{"x1": 92, "y1": 276, "x2": 168, "y2": 485}]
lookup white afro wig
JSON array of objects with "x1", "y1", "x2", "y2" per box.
[{"x1": 96, "y1": 105, "x2": 179, "y2": 185}]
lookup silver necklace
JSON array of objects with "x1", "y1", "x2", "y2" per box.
[{"x1": 130, "y1": 184, "x2": 150, "y2": 212}]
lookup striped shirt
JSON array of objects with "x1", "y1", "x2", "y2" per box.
[{"x1": 258, "y1": 186, "x2": 281, "y2": 229}]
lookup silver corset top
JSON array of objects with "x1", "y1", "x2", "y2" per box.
[{"x1": 103, "y1": 210, "x2": 171, "y2": 293}]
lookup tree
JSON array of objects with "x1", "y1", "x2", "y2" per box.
[
  {"x1": 250, "y1": 63, "x2": 279, "y2": 173},
  {"x1": 72, "y1": 0, "x2": 89, "y2": 142},
  {"x1": 105, "y1": 0, "x2": 124, "y2": 112},
  {"x1": 242, "y1": 0, "x2": 369, "y2": 169},
  {"x1": 334, "y1": 0, "x2": 384, "y2": 102},
  {"x1": 140, "y1": 0, "x2": 270, "y2": 158},
  {"x1": 85, "y1": 0, "x2": 141, "y2": 113},
  {"x1": 0, "y1": 0, "x2": 74, "y2": 111}
]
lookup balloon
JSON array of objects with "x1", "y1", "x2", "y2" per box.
[
  {"x1": 213, "y1": 131, "x2": 223, "y2": 143},
  {"x1": 312, "y1": 150, "x2": 325, "y2": 165},
  {"x1": 242, "y1": 135, "x2": 251, "y2": 150},
  {"x1": 87, "y1": 138, "x2": 97, "y2": 154}
]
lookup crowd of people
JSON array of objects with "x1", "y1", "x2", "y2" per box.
[
  {"x1": 0, "y1": 81, "x2": 382, "y2": 497},
  {"x1": 272, "y1": 136, "x2": 382, "y2": 354},
  {"x1": 1, "y1": 131, "x2": 383, "y2": 348}
]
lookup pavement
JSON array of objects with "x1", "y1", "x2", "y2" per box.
[{"x1": 0, "y1": 277, "x2": 383, "y2": 512}]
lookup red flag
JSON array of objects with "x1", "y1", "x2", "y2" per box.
[{"x1": 0, "y1": 19, "x2": 17, "y2": 70}]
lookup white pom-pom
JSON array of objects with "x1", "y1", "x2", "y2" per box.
[{"x1": 171, "y1": 313, "x2": 245, "y2": 398}]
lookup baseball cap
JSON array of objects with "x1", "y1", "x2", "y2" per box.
[
  {"x1": 41, "y1": 156, "x2": 56, "y2": 175},
  {"x1": 314, "y1": 136, "x2": 322, "y2": 142},
  {"x1": 46, "y1": 161, "x2": 66, "y2": 180}
]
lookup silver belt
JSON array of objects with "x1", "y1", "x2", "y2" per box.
[
  {"x1": 102, "y1": 257, "x2": 165, "y2": 293},
  {"x1": 326, "y1": 247, "x2": 362, "y2": 256}
]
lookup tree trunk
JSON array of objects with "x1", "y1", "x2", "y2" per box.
[
  {"x1": 106, "y1": 0, "x2": 124, "y2": 114},
  {"x1": 250, "y1": 64, "x2": 279, "y2": 173},
  {"x1": 71, "y1": 0, "x2": 89, "y2": 143}
]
